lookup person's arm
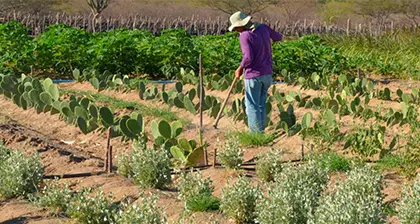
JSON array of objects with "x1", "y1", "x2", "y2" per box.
[
  {"x1": 239, "y1": 33, "x2": 253, "y2": 69},
  {"x1": 268, "y1": 26, "x2": 283, "y2": 42}
]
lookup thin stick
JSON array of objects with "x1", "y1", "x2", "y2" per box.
[
  {"x1": 199, "y1": 54, "x2": 204, "y2": 131},
  {"x1": 301, "y1": 144, "x2": 305, "y2": 160},
  {"x1": 213, "y1": 76, "x2": 238, "y2": 129},
  {"x1": 104, "y1": 127, "x2": 111, "y2": 171},
  {"x1": 199, "y1": 54, "x2": 208, "y2": 165},
  {"x1": 213, "y1": 147, "x2": 217, "y2": 167},
  {"x1": 108, "y1": 145, "x2": 113, "y2": 173}
]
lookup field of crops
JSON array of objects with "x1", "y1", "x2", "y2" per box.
[{"x1": 0, "y1": 21, "x2": 419, "y2": 224}]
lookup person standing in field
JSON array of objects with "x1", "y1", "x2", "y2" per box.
[{"x1": 229, "y1": 11, "x2": 283, "y2": 133}]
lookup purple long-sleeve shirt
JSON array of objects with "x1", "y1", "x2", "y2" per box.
[{"x1": 240, "y1": 24, "x2": 283, "y2": 79}]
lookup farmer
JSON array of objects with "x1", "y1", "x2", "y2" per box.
[{"x1": 229, "y1": 11, "x2": 283, "y2": 133}]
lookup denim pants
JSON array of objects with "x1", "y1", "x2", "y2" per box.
[{"x1": 244, "y1": 75, "x2": 272, "y2": 133}]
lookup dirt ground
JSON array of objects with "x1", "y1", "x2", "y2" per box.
[{"x1": 1, "y1": 79, "x2": 419, "y2": 223}]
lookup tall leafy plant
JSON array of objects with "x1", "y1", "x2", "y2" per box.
[{"x1": 35, "y1": 24, "x2": 91, "y2": 75}]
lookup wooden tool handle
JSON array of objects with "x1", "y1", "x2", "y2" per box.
[{"x1": 213, "y1": 76, "x2": 239, "y2": 129}]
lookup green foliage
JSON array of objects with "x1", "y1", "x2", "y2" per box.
[
  {"x1": 312, "y1": 166, "x2": 385, "y2": 224},
  {"x1": 255, "y1": 148, "x2": 283, "y2": 182},
  {"x1": 230, "y1": 131, "x2": 275, "y2": 147},
  {"x1": 116, "y1": 194, "x2": 167, "y2": 224},
  {"x1": 130, "y1": 140, "x2": 172, "y2": 189},
  {"x1": 154, "y1": 29, "x2": 199, "y2": 78},
  {"x1": 0, "y1": 21, "x2": 34, "y2": 74},
  {"x1": 151, "y1": 119, "x2": 183, "y2": 150},
  {"x1": 67, "y1": 189, "x2": 118, "y2": 224},
  {"x1": 193, "y1": 32, "x2": 241, "y2": 76},
  {"x1": 322, "y1": 32, "x2": 420, "y2": 79},
  {"x1": 310, "y1": 151, "x2": 352, "y2": 172},
  {"x1": 63, "y1": 88, "x2": 181, "y2": 122},
  {"x1": 221, "y1": 176, "x2": 262, "y2": 224},
  {"x1": 186, "y1": 194, "x2": 220, "y2": 212},
  {"x1": 177, "y1": 170, "x2": 219, "y2": 211},
  {"x1": 88, "y1": 29, "x2": 153, "y2": 75},
  {"x1": 170, "y1": 138, "x2": 205, "y2": 167},
  {"x1": 402, "y1": 130, "x2": 420, "y2": 180},
  {"x1": 344, "y1": 125, "x2": 385, "y2": 157},
  {"x1": 218, "y1": 137, "x2": 243, "y2": 170},
  {"x1": 117, "y1": 151, "x2": 133, "y2": 178},
  {"x1": 30, "y1": 179, "x2": 72, "y2": 213},
  {"x1": 273, "y1": 35, "x2": 350, "y2": 78},
  {"x1": 398, "y1": 176, "x2": 420, "y2": 224},
  {"x1": 256, "y1": 161, "x2": 329, "y2": 224},
  {"x1": 0, "y1": 145, "x2": 43, "y2": 199},
  {"x1": 35, "y1": 24, "x2": 90, "y2": 75},
  {"x1": 3, "y1": 21, "x2": 420, "y2": 80},
  {"x1": 374, "y1": 153, "x2": 404, "y2": 172},
  {"x1": 177, "y1": 170, "x2": 214, "y2": 202},
  {"x1": 301, "y1": 109, "x2": 342, "y2": 150}
]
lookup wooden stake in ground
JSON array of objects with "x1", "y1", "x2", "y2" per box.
[
  {"x1": 213, "y1": 147, "x2": 217, "y2": 168},
  {"x1": 199, "y1": 54, "x2": 204, "y2": 131},
  {"x1": 108, "y1": 145, "x2": 113, "y2": 173},
  {"x1": 301, "y1": 144, "x2": 305, "y2": 160},
  {"x1": 199, "y1": 54, "x2": 208, "y2": 165},
  {"x1": 213, "y1": 76, "x2": 238, "y2": 129},
  {"x1": 104, "y1": 127, "x2": 112, "y2": 172}
]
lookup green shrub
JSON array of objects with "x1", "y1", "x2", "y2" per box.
[
  {"x1": 0, "y1": 21, "x2": 35, "y2": 74},
  {"x1": 344, "y1": 125, "x2": 385, "y2": 157},
  {"x1": 221, "y1": 176, "x2": 262, "y2": 224},
  {"x1": 88, "y1": 29, "x2": 153, "y2": 75},
  {"x1": 256, "y1": 161, "x2": 328, "y2": 224},
  {"x1": 153, "y1": 29, "x2": 199, "y2": 78},
  {"x1": 116, "y1": 194, "x2": 167, "y2": 224},
  {"x1": 177, "y1": 170, "x2": 214, "y2": 201},
  {"x1": 232, "y1": 131, "x2": 275, "y2": 147},
  {"x1": 30, "y1": 179, "x2": 72, "y2": 213},
  {"x1": 402, "y1": 131, "x2": 420, "y2": 180},
  {"x1": 67, "y1": 189, "x2": 118, "y2": 224},
  {"x1": 130, "y1": 141, "x2": 172, "y2": 189},
  {"x1": 218, "y1": 137, "x2": 243, "y2": 170},
  {"x1": 186, "y1": 194, "x2": 220, "y2": 212},
  {"x1": 398, "y1": 176, "x2": 420, "y2": 224},
  {"x1": 0, "y1": 146, "x2": 43, "y2": 199},
  {"x1": 35, "y1": 24, "x2": 91, "y2": 75},
  {"x1": 273, "y1": 35, "x2": 349, "y2": 77},
  {"x1": 0, "y1": 141, "x2": 10, "y2": 160},
  {"x1": 117, "y1": 151, "x2": 133, "y2": 178},
  {"x1": 255, "y1": 148, "x2": 283, "y2": 182},
  {"x1": 374, "y1": 153, "x2": 404, "y2": 172},
  {"x1": 177, "y1": 170, "x2": 218, "y2": 211},
  {"x1": 311, "y1": 151, "x2": 351, "y2": 172},
  {"x1": 193, "y1": 33, "x2": 241, "y2": 76},
  {"x1": 312, "y1": 166, "x2": 384, "y2": 224}
]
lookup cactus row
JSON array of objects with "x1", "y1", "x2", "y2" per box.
[{"x1": 0, "y1": 74, "x2": 145, "y2": 141}]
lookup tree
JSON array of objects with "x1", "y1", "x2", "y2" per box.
[
  {"x1": 201, "y1": 0, "x2": 280, "y2": 15},
  {"x1": 279, "y1": 0, "x2": 318, "y2": 23},
  {"x1": 352, "y1": 0, "x2": 400, "y2": 26},
  {"x1": 86, "y1": 0, "x2": 110, "y2": 31},
  {"x1": 400, "y1": 0, "x2": 420, "y2": 27}
]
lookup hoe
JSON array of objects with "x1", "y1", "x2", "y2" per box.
[{"x1": 213, "y1": 76, "x2": 239, "y2": 129}]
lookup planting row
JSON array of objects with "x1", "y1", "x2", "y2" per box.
[
  {"x1": 0, "y1": 73, "x2": 208, "y2": 167},
  {"x1": 1, "y1": 141, "x2": 419, "y2": 224},
  {"x1": 1, "y1": 21, "x2": 349, "y2": 79},
  {"x1": 68, "y1": 67, "x2": 420, "y2": 173}
]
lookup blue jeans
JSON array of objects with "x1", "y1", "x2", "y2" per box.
[{"x1": 244, "y1": 75, "x2": 272, "y2": 133}]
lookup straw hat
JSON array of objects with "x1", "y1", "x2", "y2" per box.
[{"x1": 229, "y1": 11, "x2": 252, "y2": 32}]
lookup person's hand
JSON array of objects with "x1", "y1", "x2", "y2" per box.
[{"x1": 235, "y1": 66, "x2": 243, "y2": 79}]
